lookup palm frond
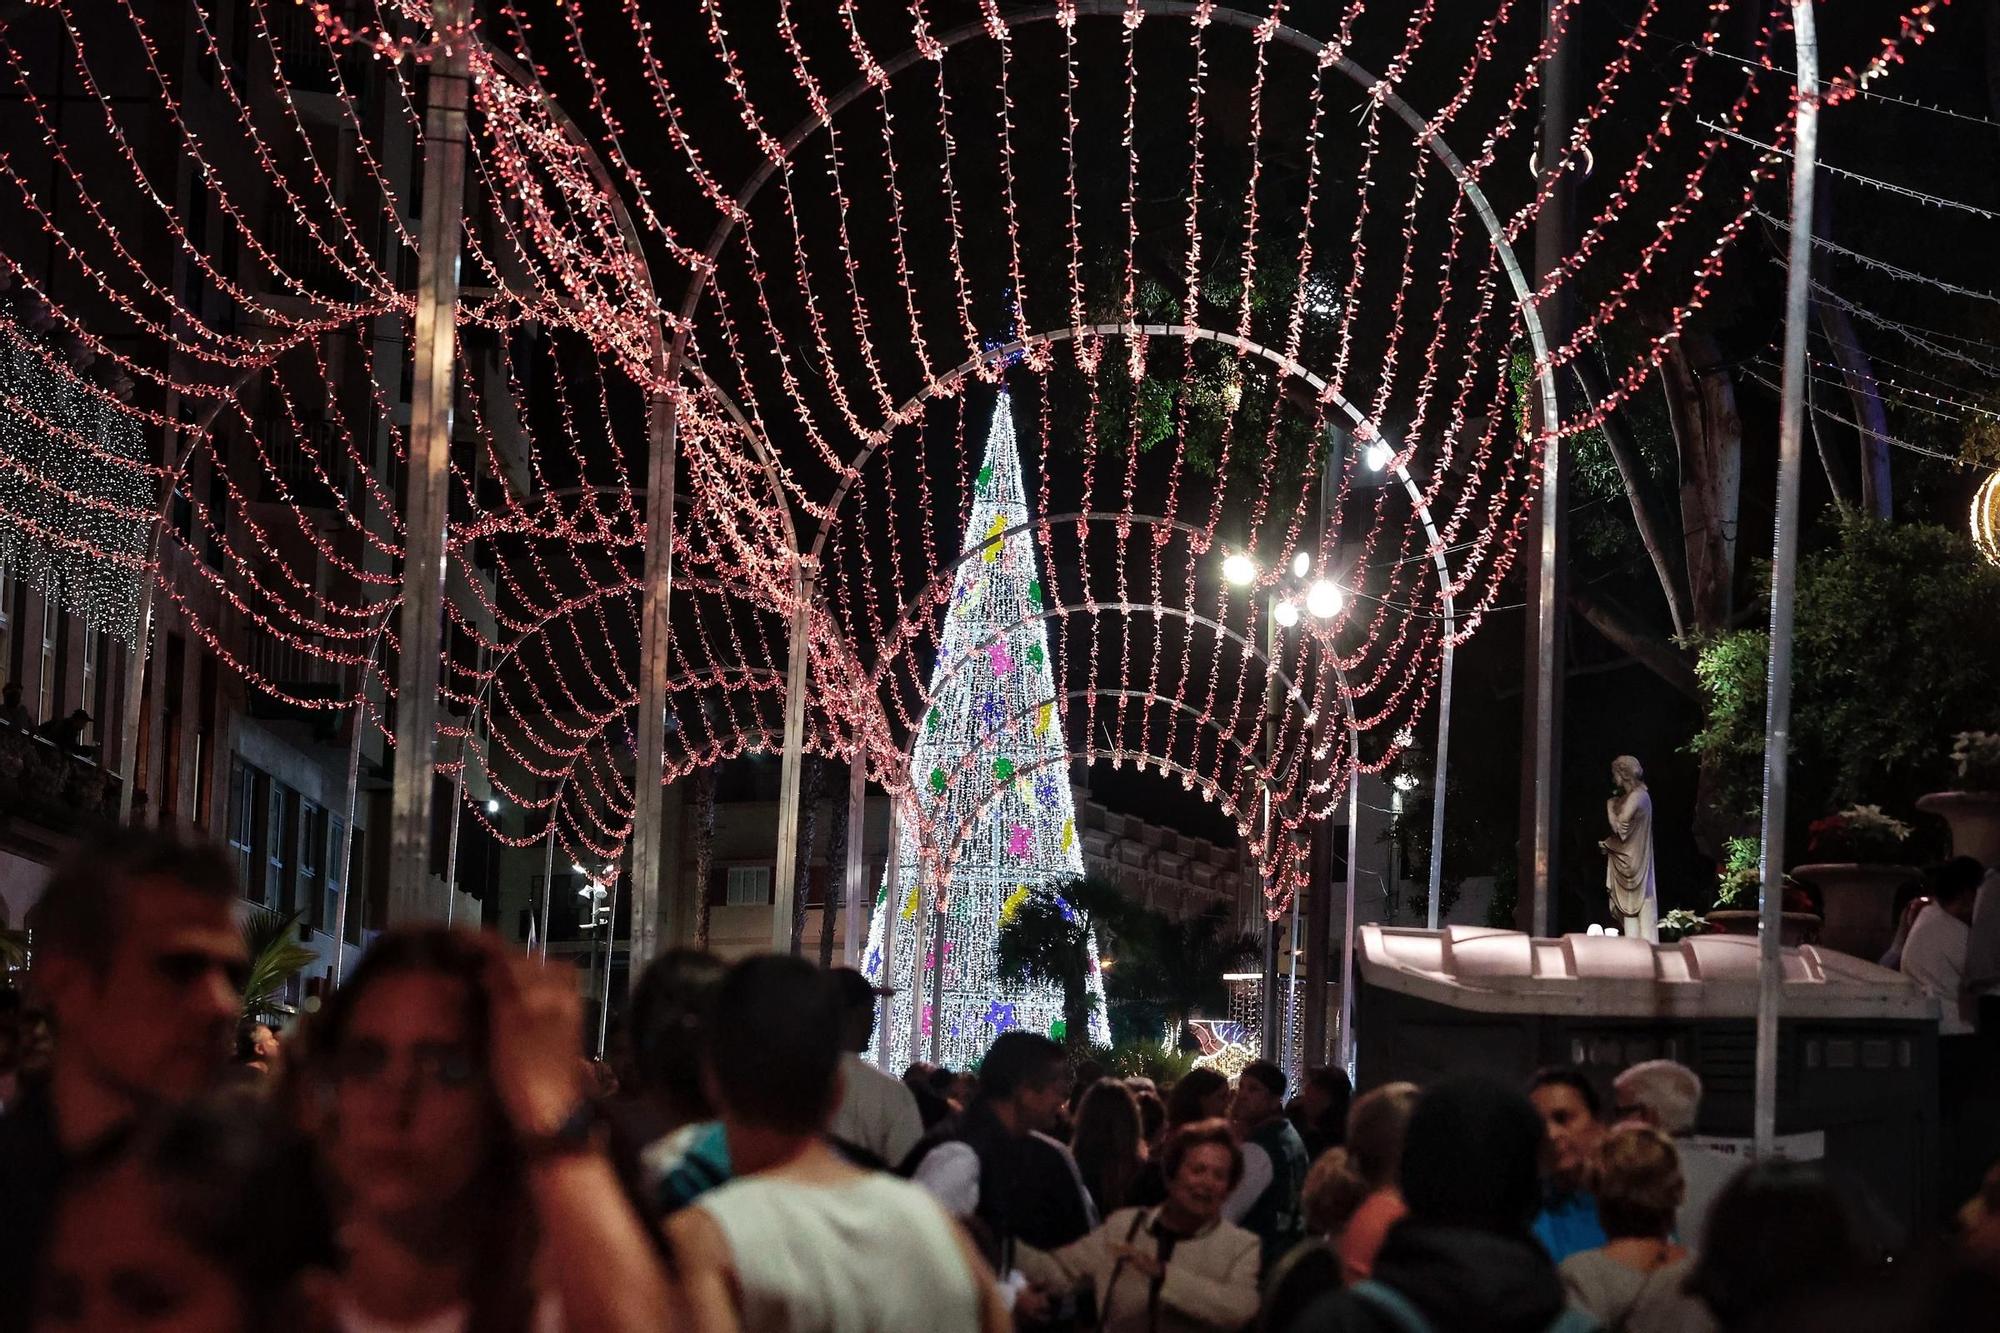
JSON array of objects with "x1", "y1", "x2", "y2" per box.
[{"x1": 239, "y1": 905, "x2": 319, "y2": 1018}]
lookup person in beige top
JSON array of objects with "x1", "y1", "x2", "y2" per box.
[{"x1": 1015, "y1": 1118, "x2": 1261, "y2": 1333}]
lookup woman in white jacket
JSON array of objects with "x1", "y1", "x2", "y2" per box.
[{"x1": 1016, "y1": 1118, "x2": 1262, "y2": 1333}]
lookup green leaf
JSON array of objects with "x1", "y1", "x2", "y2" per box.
[{"x1": 239, "y1": 905, "x2": 319, "y2": 1019}]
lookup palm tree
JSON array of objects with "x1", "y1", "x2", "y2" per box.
[
  {"x1": 240, "y1": 905, "x2": 320, "y2": 1021},
  {"x1": 994, "y1": 874, "x2": 1135, "y2": 1050},
  {"x1": 1108, "y1": 903, "x2": 1259, "y2": 1051}
]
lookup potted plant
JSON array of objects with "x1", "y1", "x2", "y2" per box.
[
  {"x1": 1792, "y1": 805, "x2": 1920, "y2": 960},
  {"x1": 1705, "y1": 837, "x2": 1820, "y2": 946},
  {"x1": 1657, "y1": 908, "x2": 1708, "y2": 945},
  {"x1": 1917, "y1": 732, "x2": 2000, "y2": 867}
]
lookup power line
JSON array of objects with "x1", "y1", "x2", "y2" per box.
[
  {"x1": 1759, "y1": 210, "x2": 2000, "y2": 306},
  {"x1": 1705, "y1": 121, "x2": 2000, "y2": 222}
]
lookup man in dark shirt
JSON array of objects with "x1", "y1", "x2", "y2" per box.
[
  {"x1": 0, "y1": 681, "x2": 31, "y2": 732},
  {"x1": 0, "y1": 830, "x2": 245, "y2": 1332},
  {"x1": 1231, "y1": 1058, "x2": 1312, "y2": 1267},
  {"x1": 906, "y1": 1032, "x2": 1094, "y2": 1267},
  {"x1": 32, "y1": 708, "x2": 93, "y2": 756}
]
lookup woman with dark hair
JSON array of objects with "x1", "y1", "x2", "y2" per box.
[
  {"x1": 1072, "y1": 1079, "x2": 1147, "y2": 1218},
  {"x1": 296, "y1": 927, "x2": 671, "y2": 1333},
  {"x1": 1166, "y1": 1068, "x2": 1233, "y2": 1130},
  {"x1": 1684, "y1": 1161, "x2": 1875, "y2": 1331},
  {"x1": 37, "y1": 1092, "x2": 330, "y2": 1331},
  {"x1": 1287, "y1": 1076, "x2": 1593, "y2": 1333},
  {"x1": 1017, "y1": 1119, "x2": 1261, "y2": 1332},
  {"x1": 1133, "y1": 1069, "x2": 1236, "y2": 1207}
]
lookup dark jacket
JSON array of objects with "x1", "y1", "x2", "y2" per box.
[
  {"x1": 0, "y1": 1081, "x2": 68, "y2": 1333},
  {"x1": 1284, "y1": 1222, "x2": 1572, "y2": 1333},
  {"x1": 904, "y1": 1101, "x2": 1093, "y2": 1261}
]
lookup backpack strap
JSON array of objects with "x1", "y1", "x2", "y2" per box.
[{"x1": 1347, "y1": 1280, "x2": 1435, "y2": 1333}]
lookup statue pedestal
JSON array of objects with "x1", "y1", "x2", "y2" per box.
[
  {"x1": 1916, "y1": 791, "x2": 2000, "y2": 867},
  {"x1": 1792, "y1": 863, "x2": 1918, "y2": 961},
  {"x1": 1705, "y1": 910, "x2": 1820, "y2": 948}
]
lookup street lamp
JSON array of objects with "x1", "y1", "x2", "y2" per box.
[
  {"x1": 1273, "y1": 599, "x2": 1301, "y2": 629},
  {"x1": 1291, "y1": 550, "x2": 1311, "y2": 579},
  {"x1": 1222, "y1": 552, "x2": 1258, "y2": 587},
  {"x1": 485, "y1": 797, "x2": 501, "y2": 815},
  {"x1": 1305, "y1": 579, "x2": 1345, "y2": 620},
  {"x1": 1363, "y1": 440, "x2": 1394, "y2": 472}
]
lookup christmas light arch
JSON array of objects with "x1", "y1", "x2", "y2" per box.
[{"x1": 0, "y1": 0, "x2": 1956, "y2": 1010}]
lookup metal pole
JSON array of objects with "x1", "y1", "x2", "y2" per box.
[
  {"x1": 597, "y1": 873, "x2": 620, "y2": 1059},
  {"x1": 770, "y1": 557, "x2": 817, "y2": 953},
  {"x1": 1388, "y1": 458, "x2": 1457, "y2": 933},
  {"x1": 907, "y1": 851, "x2": 929, "y2": 1068},
  {"x1": 927, "y1": 902, "x2": 947, "y2": 1065},
  {"x1": 536, "y1": 796, "x2": 560, "y2": 961},
  {"x1": 1336, "y1": 751, "x2": 1363, "y2": 1075},
  {"x1": 1260, "y1": 600, "x2": 1281, "y2": 1061},
  {"x1": 877, "y1": 796, "x2": 903, "y2": 1071},
  {"x1": 626, "y1": 379, "x2": 678, "y2": 984},
  {"x1": 386, "y1": 0, "x2": 472, "y2": 923},
  {"x1": 1428, "y1": 634, "x2": 1455, "y2": 930},
  {"x1": 844, "y1": 752, "x2": 868, "y2": 963},
  {"x1": 1756, "y1": 0, "x2": 1820, "y2": 1162},
  {"x1": 1524, "y1": 0, "x2": 1575, "y2": 938},
  {"x1": 332, "y1": 611, "x2": 394, "y2": 986},
  {"x1": 118, "y1": 396, "x2": 235, "y2": 821},
  {"x1": 331, "y1": 694, "x2": 367, "y2": 985},
  {"x1": 442, "y1": 757, "x2": 465, "y2": 926},
  {"x1": 1284, "y1": 888, "x2": 1301, "y2": 1079}
]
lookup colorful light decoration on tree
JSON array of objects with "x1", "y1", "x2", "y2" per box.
[{"x1": 865, "y1": 393, "x2": 1108, "y2": 1069}]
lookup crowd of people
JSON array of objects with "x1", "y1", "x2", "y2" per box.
[{"x1": 3, "y1": 828, "x2": 1999, "y2": 1332}]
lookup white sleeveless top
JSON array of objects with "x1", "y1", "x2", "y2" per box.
[{"x1": 694, "y1": 1172, "x2": 983, "y2": 1332}]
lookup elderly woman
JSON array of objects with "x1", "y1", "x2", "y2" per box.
[{"x1": 1016, "y1": 1118, "x2": 1261, "y2": 1333}]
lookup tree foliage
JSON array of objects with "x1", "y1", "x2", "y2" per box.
[
  {"x1": 1692, "y1": 518, "x2": 2000, "y2": 833},
  {"x1": 240, "y1": 906, "x2": 319, "y2": 1021},
  {"x1": 994, "y1": 875, "x2": 1135, "y2": 1051}
]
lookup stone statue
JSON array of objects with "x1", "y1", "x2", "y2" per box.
[{"x1": 1599, "y1": 755, "x2": 1659, "y2": 941}]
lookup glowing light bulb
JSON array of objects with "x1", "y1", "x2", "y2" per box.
[
  {"x1": 1306, "y1": 580, "x2": 1344, "y2": 619},
  {"x1": 1291, "y1": 551, "x2": 1310, "y2": 578},
  {"x1": 1273, "y1": 599, "x2": 1300, "y2": 628},
  {"x1": 1222, "y1": 553, "x2": 1257, "y2": 587},
  {"x1": 1364, "y1": 441, "x2": 1395, "y2": 472},
  {"x1": 485, "y1": 798, "x2": 500, "y2": 814}
]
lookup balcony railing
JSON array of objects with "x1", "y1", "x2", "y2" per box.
[{"x1": 0, "y1": 726, "x2": 121, "y2": 835}]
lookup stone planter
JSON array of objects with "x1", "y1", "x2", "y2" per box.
[
  {"x1": 1704, "y1": 909, "x2": 1821, "y2": 948},
  {"x1": 1790, "y1": 863, "x2": 1919, "y2": 960},
  {"x1": 1916, "y1": 791, "x2": 2000, "y2": 867}
]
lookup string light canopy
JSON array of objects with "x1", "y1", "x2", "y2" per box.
[{"x1": 0, "y1": 0, "x2": 1950, "y2": 907}]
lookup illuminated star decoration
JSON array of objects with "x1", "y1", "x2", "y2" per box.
[{"x1": 984, "y1": 1001, "x2": 1017, "y2": 1032}]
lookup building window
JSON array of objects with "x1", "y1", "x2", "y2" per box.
[
  {"x1": 266, "y1": 784, "x2": 296, "y2": 912},
  {"x1": 298, "y1": 799, "x2": 324, "y2": 928},
  {"x1": 38, "y1": 588, "x2": 58, "y2": 720},
  {"x1": 724, "y1": 865, "x2": 772, "y2": 907},
  {"x1": 227, "y1": 759, "x2": 257, "y2": 896},
  {"x1": 324, "y1": 813, "x2": 345, "y2": 934}
]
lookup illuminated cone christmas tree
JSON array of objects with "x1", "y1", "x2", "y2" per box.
[{"x1": 864, "y1": 391, "x2": 1107, "y2": 1069}]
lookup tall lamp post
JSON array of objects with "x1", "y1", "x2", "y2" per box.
[{"x1": 1222, "y1": 551, "x2": 1345, "y2": 1070}]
